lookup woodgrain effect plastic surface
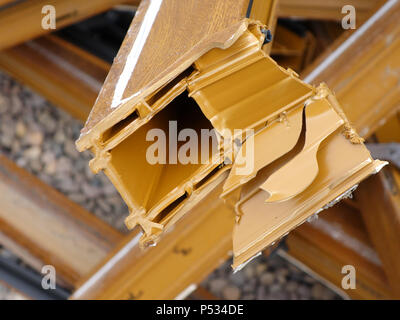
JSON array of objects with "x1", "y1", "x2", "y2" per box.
[
  {"x1": 76, "y1": 0, "x2": 384, "y2": 265},
  {"x1": 76, "y1": 0, "x2": 251, "y2": 143}
]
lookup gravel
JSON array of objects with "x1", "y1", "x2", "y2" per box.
[
  {"x1": 0, "y1": 72, "x2": 129, "y2": 232},
  {"x1": 202, "y1": 254, "x2": 342, "y2": 300},
  {"x1": 0, "y1": 71, "x2": 342, "y2": 300}
]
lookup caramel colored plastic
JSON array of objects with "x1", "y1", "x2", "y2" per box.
[
  {"x1": 232, "y1": 128, "x2": 383, "y2": 269},
  {"x1": 223, "y1": 105, "x2": 304, "y2": 196},
  {"x1": 260, "y1": 98, "x2": 344, "y2": 202},
  {"x1": 188, "y1": 26, "x2": 312, "y2": 135},
  {"x1": 77, "y1": 14, "x2": 294, "y2": 245},
  {"x1": 76, "y1": 0, "x2": 384, "y2": 265},
  {"x1": 76, "y1": 0, "x2": 251, "y2": 143},
  {"x1": 97, "y1": 24, "x2": 313, "y2": 245}
]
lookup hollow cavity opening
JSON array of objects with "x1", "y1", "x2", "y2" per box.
[
  {"x1": 154, "y1": 192, "x2": 188, "y2": 224},
  {"x1": 109, "y1": 90, "x2": 220, "y2": 213},
  {"x1": 102, "y1": 109, "x2": 140, "y2": 143}
]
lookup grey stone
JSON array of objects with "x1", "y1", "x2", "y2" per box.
[
  {"x1": 286, "y1": 281, "x2": 299, "y2": 292},
  {"x1": 97, "y1": 198, "x2": 112, "y2": 213},
  {"x1": 11, "y1": 95, "x2": 23, "y2": 114},
  {"x1": 311, "y1": 283, "x2": 336, "y2": 300},
  {"x1": 38, "y1": 112, "x2": 57, "y2": 133},
  {"x1": 64, "y1": 140, "x2": 79, "y2": 158},
  {"x1": 56, "y1": 156, "x2": 73, "y2": 173},
  {"x1": 25, "y1": 130, "x2": 44, "y2": 146},
  {"x1": 222, "y1": 285, "x2": 240, "y2": 300},
  {"x1": 297, "y1": 285, "x2": 311, "y2": 299},
  {"x1": 243, "y1": 264, "x2": 255, "y2": 279},
  {"x1": 256, "y1": 286, "x2": 267, "y2": 300},
  {"x1": 41, "y1": 151, "x2": 56, "y2": 164},
  {"x1": 82, "y1": 183, "x2": 102, "y2": 198},
  {"x1": 15, "y1": 157, "x2": 28, "y2": 168},
  {"x1": 269, "y1": 283, "x2": 281, "y2": 293},
  {"x1": 107, "y1": 194, "x2": 125, "y2": 208},
  {"x1": 102, "y1": 183, "x2": 118, "y2": 196},
  {"x1": 1, "y1": 134, "x2": 12, "y2": 149},
  {"x1": 270, "y1": 291, "x2": 289, "y2": 300},
  {"x1": 29, "y1": 159, "x2": 42, "y2": 172},
  {"x1": 304, "y1": 275, "x2": 316, "y2": 284},
  {"x1": 230, "y1": 272, "x2": 246, "y2": 287},
  {"x1": 260, "y1": 272, "x2": 275, "y2": 286},
  {"x1": 23, "y1": 146, "x2": 41, "y2": 160},
  {"x1": 15, "y1": 121, "x2": 26, "y2": 138},
  {"x1": 255, "y1": 263, "x2": 267, "y2": 275},
  {"x1": 0, "y1": 95, "x2": 8, "y2": 114},
  {"x1": 58, "y1": 175, "x2": 77, "y2": 193},
  {"x1": 277, "y1": 274, "x2": 287, "y2": 284},
  {"x1": 209, "y1": 278, "x2": 228, "y2": 294},
  {"x1": 68, "y1": 193, "x2": 87, "y2": 204},
  {"x1": 242, "y1": 283, "x2": 256, "y2": 294}
]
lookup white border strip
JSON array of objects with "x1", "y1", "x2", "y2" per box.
[
  {"x1": 174, "y1": 284, "x2": 198, "y2": 300},
  {"x1": 112, "y1": 0, "x2": 164, "y2": 108}
]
